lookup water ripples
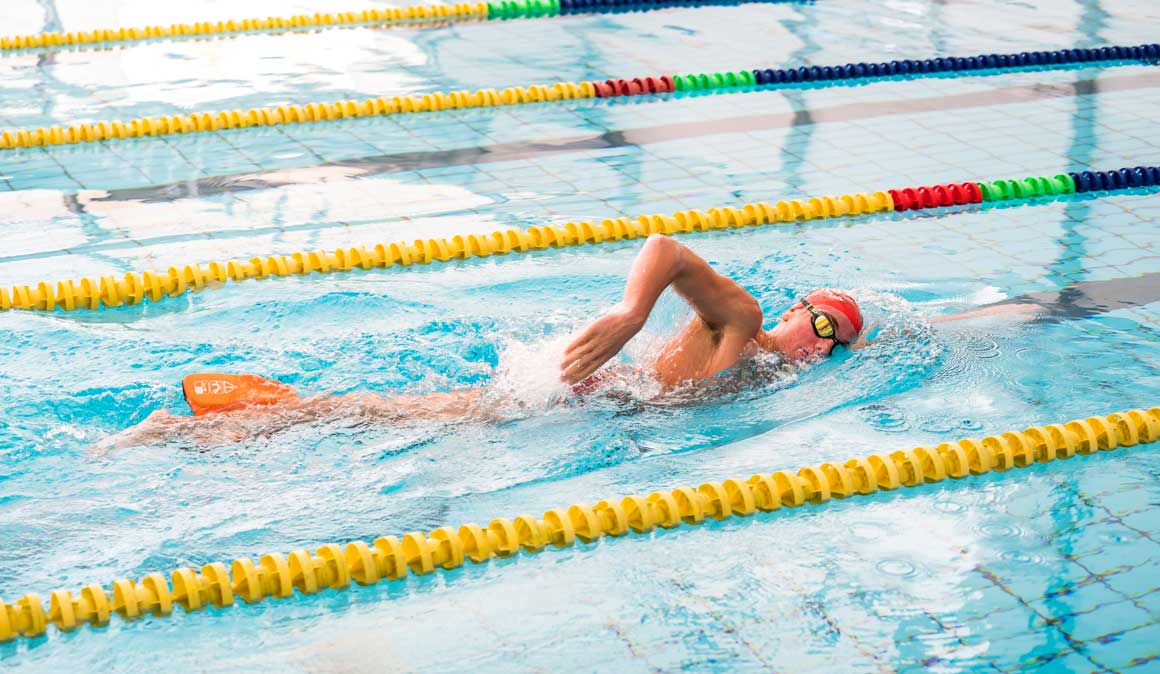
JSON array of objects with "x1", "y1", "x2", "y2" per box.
[
  {"x1": 858, "y1": 403, "x2": 911, "y2": 432},
  {"x1": 876, "y1": 558, "x2": 918, "y2": 578},
  {"x1": 978, "y1": 522, "x2": 1026, "y2": 539}
]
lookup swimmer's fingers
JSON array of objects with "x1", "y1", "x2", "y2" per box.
[
  {"x1": 561, "y1": 326, "x2": 606, "y2": 380},
  {"x1": 561, "y1": 343, "x2": 596, "y2": 372},
  {"x1": 561, "y1": 310, "x2": 644, "y2": 382},
  {"x1": 562, "y1": 324, "x2": 601, "y2": 362},
  {"x1": 562, "y1": 348, "x2": 614, "y2": 383},
  {"x1": 561, "y1": 341, "x2": 602, "y2": 373},
  {"x1": 561, "y1": 335, "x2": 621, "y2": 383},
  {"x1": 561, "y1": 346, "x2": 598, "y2": 382},
  {"x1": 564, "y1": 334, "x2": 623, "y2": 381}
]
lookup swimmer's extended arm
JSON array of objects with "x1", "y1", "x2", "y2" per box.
[
  {"x1": 930, "y1": 302, "x2": 1043, "y2": 323},
  {"x1": 562, "y1": 234, "x2": 761, "y2": 383},
  {"x1": 834, "y1": 303, "x2": 1042, "y2": 359}
]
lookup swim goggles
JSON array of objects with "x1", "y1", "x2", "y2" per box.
[{"x1": 801, "y1": 299, "x2": 849, "y2": 345}]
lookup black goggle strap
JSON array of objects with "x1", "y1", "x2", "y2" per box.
[{"x1": 801, "y1": 299, "x2": 844, "y2": 343}]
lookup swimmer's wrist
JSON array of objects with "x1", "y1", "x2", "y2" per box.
[{"x1": 619, "y1": 302, "x2": 650, "y2": 327}]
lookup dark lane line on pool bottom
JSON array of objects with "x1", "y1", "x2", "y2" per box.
[
  {"x1": 79, "y1": 70, "x2": 1160, "y2": 207},
  {"x1": 991, "y1": 272, "x2": 1160, "y2": 322},
  {"x1": 7, "y1": 177, "x2": 1156, "y2": 272}
]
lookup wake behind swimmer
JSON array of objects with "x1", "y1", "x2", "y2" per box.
[{"x1": 100, "y1": 235, "x2": 866, "y2": 451}]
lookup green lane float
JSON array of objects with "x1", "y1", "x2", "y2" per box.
[
  {"x1": 0, "y1": 1, "x2": 802, "y2": 53},
  {"x1": 0, "y1": 44, "x2": 1155, "y2": 150}
]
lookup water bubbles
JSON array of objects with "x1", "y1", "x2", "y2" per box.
[
  {"x1": 931, "y1": 356, "x2": 968, "y2": 381},
  {"x1": 978, "y1": 522, "x2": 1024, "y2": 539},
  {"x1": 848, "y1": 522, "x2": 887, "y2": 541},
  {"x1": 1014, "y1": 374, "x2": 1054, "y2": 392},
  {"x1": 933, "y1": 500, "x2": 966, "y2": 514},
  {"x1": 858, "y1": 403, "x2": 911, "y2": 432},
  {"x1": 876, "y1": 558, "x2": 918, "y2": 578},
  {"x1": 964, "y1": 336, "x2": 1001, "y2": 359},
  {"x1": 919, "y1": 418, "x2": 956, "y2": 434},
  {"x1": 1015, "y1": 348, "x2": 1064, "y2": 366},
  {"x1": 998, "y1": 550, "x2": 1043, "y2": 565},
  {"x1": 958, "y1": 418, "x2": 984, "y2": 432},
  {"x1": 913, "y1": 412, "x2": 982, "y2": 434},
  {"x1": 965, "y1": 337, "x2": 998, "y2": 352},
  {"x1": 478, "y1": 333, "x2": 572, "y2": 418}
]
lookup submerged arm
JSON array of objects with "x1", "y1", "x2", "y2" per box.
[
  {"x1": 561, "y1": 234, "x2": 761, "y2": 383},
  {"x1": 930, "y1": 302, "x2": 1044, "y2": 324},
  {"x1": 839, "y1": 302, "x2": 1043, "y2": 358}
]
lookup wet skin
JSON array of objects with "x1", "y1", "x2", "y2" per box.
[{"x1": 100, "y1": 235, "x2": 861, "y2": 451}]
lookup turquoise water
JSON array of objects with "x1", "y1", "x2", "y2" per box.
[{"x1": 3, "y1": 0, "x2": 1160, "y2": 671}]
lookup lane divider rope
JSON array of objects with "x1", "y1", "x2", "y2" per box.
[
  {"x1": 0, "y1": 0, "x2": 796, "y2": 53},
  {"x1": 0, "y1": 43, "x2": 1156, "y2": 150},
  {"x1": 1, "y1": 407, "x2": 1156, "y2": 641},
  {"x1": 3, "y1": 165, "x2": 1158, "y2": 314}
]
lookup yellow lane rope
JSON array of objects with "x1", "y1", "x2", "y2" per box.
[
  {"x1": 0, "y1": 191, "x2": 895, "y2": 313},
  {"x1": 3, "y1": 44, "x2": 1156, "y2": 148},
  {"x1": 0, "y1": 5, "x2": 490, "y2": 52},
  {"x1": 0, "y1": 80, "x2": 600, "y2": 150},
  {"x1": 2, "y1": 407, "x2": 1155, "y2": 640}
]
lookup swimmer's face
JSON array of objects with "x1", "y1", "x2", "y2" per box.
[{"x1": 774, "y1": 291, "x2": 860, "y2": 361}]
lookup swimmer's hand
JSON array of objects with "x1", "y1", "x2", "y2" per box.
[{"x1": 561, "y1": 307, "x2": 646, "y2": 384}]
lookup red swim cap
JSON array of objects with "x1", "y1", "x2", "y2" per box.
[{"x1": 807, "y1": 289, "x2": 863, "y2": 335}]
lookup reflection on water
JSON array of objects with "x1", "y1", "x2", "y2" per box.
[
  {"x1": 0, "y1": 246, "x2": 1013, "y2": 598},
  {"x1": 3, "y1": 0, "x2": 1160, "y2": 669},
  {"x1": 1, "y1": 204, "x2": 1160, "y2": 671}
]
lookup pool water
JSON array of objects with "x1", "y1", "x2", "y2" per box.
[{"x1": 2, "y1": 0, "x2": 1160, "y2": 671}]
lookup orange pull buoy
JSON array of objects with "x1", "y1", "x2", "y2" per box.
[{"x1": 181, "y1": 373, "x2": 298, "y2": 416}]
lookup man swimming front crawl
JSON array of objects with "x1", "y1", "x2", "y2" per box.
[
  {"x1": 101, "y1": 234, "x2": 862, "y2": 449},
  {"x1": 560, "y1": 233, "x2": 861, "y2": 388}
]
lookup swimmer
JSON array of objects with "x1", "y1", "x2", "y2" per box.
[{"x1": 99, "y1": 234, "x2": 864, "y2": 451}]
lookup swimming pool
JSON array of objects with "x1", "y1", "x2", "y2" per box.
[{"x1": 2, "y1": 0, "x2": 1160, "y2": 670}]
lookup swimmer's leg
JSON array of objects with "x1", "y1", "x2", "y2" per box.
[
  {"x1": 93, "y1": 410, "x2": 189, "y2": 455},
  {"x1": 95, "y1": 387, "x2": 495, "y2": 454},
  {"x1": 356, "y1": 388, "x2": 493, "y2": 422}
]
